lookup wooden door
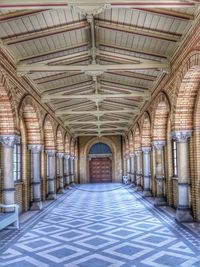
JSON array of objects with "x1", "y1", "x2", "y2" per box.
[{"x1": 90, "y1": 158, "x2": 112, "y2": 183}]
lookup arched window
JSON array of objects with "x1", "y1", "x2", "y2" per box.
[{"x1": 89, "y1": 143, "x2": 112, "y2": 154}]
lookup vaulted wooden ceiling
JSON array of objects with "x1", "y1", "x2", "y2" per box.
[{"x1": 0, "y1": 0, "x2": 199, "y2": 137}]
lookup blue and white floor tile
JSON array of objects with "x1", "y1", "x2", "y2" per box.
[{"x1": 0, "y1": 183, "x2": 200, "y2": 267}]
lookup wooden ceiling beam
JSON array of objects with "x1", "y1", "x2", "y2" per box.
[
  {"x1": 136, "y1": 8, "x2": 194, "y2": 21},
  {"x1": 0, "y1": 9, "x2": 48, "y2": 21},
  {"x1": 3, "y1": 20, "x2": 88, "y2": 45},
  {"x1": 65, "y1": 120, "x2": 131, "y2": 125},
  {"x1": 95, "y1": 19, "x2": 181, "y2": 42}
]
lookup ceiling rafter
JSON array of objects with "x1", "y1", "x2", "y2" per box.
[
  {"x1": 106, "y1": 71, "x2": 157, "y2": 82},
  {"x1": 0, "y1": 9, "x2": 48, "y2": 21},
  {"x1": 19, "y1": 42, "x2": 89, "y2": 63},
  {"x1": 136, "y1": 8, "x2": 194, "y2": 20},
  {"x1": 98, "y1": 42, "x2": 169, "y2": 60},
  {"x1": 95, "y1": 19, "x2": 181, "y2": 42},
  {"x1": 3, "y1": 20, "x2": 89, "y2": 45},
  {"x1": 34, "y1": 72, "x2": 82, "y2": 84},
  {"x1": 65, "y1": 119, "x2": 131, "y2": 125},
  {"x1": 101, "y1": 79, "x2": 150, "y2": 91}
]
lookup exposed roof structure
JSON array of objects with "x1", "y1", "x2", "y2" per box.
[{"x1": 0, "y1": 0, "x2": 200, "y2": 137}]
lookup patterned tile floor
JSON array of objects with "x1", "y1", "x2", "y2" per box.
[{"x1": 0, "y1": 183, "x2": 200, "y2": 267}]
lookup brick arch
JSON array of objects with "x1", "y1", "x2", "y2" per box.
[
  {"x1": 0, "y1": 71, "x2": 18, "y2": 135},
  {"x1": 128, "y1": 131, "x2": 134, "y2": 153},
  {"x1": 43, "y1": 115, "x2": 56, "y2": 150},
  {"x1": 133, "y1": 124, "x2": 141, "y2": 151},
  {"x1": 64, "y1": 133, "x2": 71, "y2": 154},
  {"x1": 141, "y1": 112, "x2": 151, "y2": 147},
  {"x1": 19, "y1": 96, "x2": 42, "y2": 144},
  {"x1": 152, "y1": 93, "x2": 170, "y2": 141},
  {"x1": 56, "y1": 126, "x2": 64, "y2": 153},
  {"x1": 173, "y1": 53, "x2": 200, "y2": 131}
]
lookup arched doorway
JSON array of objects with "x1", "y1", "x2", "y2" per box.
[{"x1": 89, "y1": 142, "x2": 112, "y2": 183}]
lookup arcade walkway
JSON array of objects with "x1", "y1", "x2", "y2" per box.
[{"x1": 0, "y1": 184, "x2": 200, "y2": 267}]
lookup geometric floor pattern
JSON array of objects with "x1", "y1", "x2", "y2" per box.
[{"x1": 0, "y1": 183, "x2": 200, "y2": 267}]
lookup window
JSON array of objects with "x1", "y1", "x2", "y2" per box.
[
  {"x1": 13, "y1": 144, "x2": 21, "y2": 181},
  {"x1": 172, "y1": 140, "x2": 178, "y2": 177}
]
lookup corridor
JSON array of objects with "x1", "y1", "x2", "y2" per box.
[{"x1": 0, "y1": 184, "x2": 200, "y2": 267}]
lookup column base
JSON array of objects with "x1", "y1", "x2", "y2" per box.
[
  {"x1": 57, "y1": 188, "x2": 65, "y2": 194},
  {"x1": 64, "y1": 184, "x2": 70, "y2": 189},
  {"x1": 47, "y1": 193, "x2": 56, "y2": 200},
  {"x1": 30, "y1": 201, "x2": 42, "y2": 211},
  {"x1": 142, "y1": 190, "x2": 152, "y2": 197},
  {"x1": 175, "y1": 207, "x2": 193, "y2": 222},
  {"x1": 154, "y1": 196, "x2": 167, "y2": 206},
  {"x1": 135, "y1": 185, "x2": 142, "y2": 191}
]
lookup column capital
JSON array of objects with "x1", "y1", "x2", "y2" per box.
[
  {"x1": 152, "y1": 140, "x2": 165, "y2": 150},
  {"x1": 56, "y1": 152, "x2": 64, "y2": 158},
  {"x1": 70, "y1": 156, "x2": 75, "y2": 160},
  {"x1": 142, "y1": 146, "x2": 151, "y2": 154},
  {"x1": 45, "y1": 150, "x2": 56, "y2": 156},
  {"x1": 0, "y1": 135, "x2": 20, "y2": 147},
  {"x1": 28, "y1": 144, "x2": 43, "y2": 153},
  {"x1": 135, "y1": 150, "x2": 142, "y2": 156},
  {"x1": 129, "y1": 153, "x2": 135, "y2": 158},
  {"x1": 171, "y1": 130, "x2": 192, "y2": 143},
  {"x1": 64, "y1": 154, "x2": 71, "y2": 160}
]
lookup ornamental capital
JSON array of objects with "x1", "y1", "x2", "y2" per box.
[
  {"x1": 142, "y1": 146, "x2": 151, "y2": 154},
  {"x1": 129, "y1": 153, "x2": 135, "y2": 158},
  {"x1": 70, "y1": 156, "x2": 75, "y2": 160},
  {"x1": 45, "y1": 150, "x2": 56, "y2": 157},
  {"x1": 135, "y1": 150, "x2": 142, "y2": 156},
  {"x1": 0, "y1": 135, "x2": 20, "y2": 147},
  {"x1": 56, "y1": 152, "x2": 64, "y2": 158},
  {"x1": 171, "y1": 130, "x2": 192, "y2": 143},
  {"x1": 152, "y1": 141, "x2": 165, "y2": 150},
  {"x1": 64, "y1": 154, "x2": 71, "y2": 160},
  {"x1": 28, "y1": 144, "x2": 43, "y2": 153}
]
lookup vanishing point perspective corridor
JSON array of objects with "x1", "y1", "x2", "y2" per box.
[{"x1": 0, "y1": 183, "x2": 200, "y2": 267}]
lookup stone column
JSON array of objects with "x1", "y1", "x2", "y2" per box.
[
  {"x1": 135, "y1": 150, "x2": 142, "y2": 191},
  {"x1": 57, "y1": 153, "x2": 65, "y2": 194},
  {"x1": 171, "y1": 131, "x2": 193, "y2": 222},
  {"x1": 142, "y1": 147, "x2": 152, "y2": 197},
  {"x1": 46, "y1": 150, "x2": 56, "y2": 200},
  {"x1": 0, "y1": 135, "x2": 19, "y2": 210},
  {"x1": 28, "y1": 144, "x2": 43, "y2": 210},
  {"x1": 64, "y1": 154, "x2": 70, "y2": 188},
  {"x1": 130, "y1": 153, "x2": 135, "y2": 185},
  {"x1": 70, "y1": 156, "x2": 75, "y2": 184},
  {"x1": 126, "y1": 155, "x2": 130, "y2": 176},
  {"x1": 153, "y1": 141, "x2": 166, "y2": 206}
]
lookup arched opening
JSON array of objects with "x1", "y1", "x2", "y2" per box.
[{"x1": 88, "y1": 142, "x2": 112, "y2": 183}]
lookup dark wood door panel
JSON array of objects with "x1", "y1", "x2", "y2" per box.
[{"x1": 90, "y1": 158, "x2": 112, "y2": 183}]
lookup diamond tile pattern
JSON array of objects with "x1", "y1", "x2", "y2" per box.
[{"x1": 0, "y1": 183, "x2": 200, "y2": 266}]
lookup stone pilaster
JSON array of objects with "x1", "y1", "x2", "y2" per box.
[
  {"x1": 142, "y1": 147, "x2": 152, "y2": 197},
  {"x1": 28, "y1": 144, "x2": 43, "y2": 210},
  {"x1": 135, "y1": 150, "x2": 142, "y2": 191},
  {"x1": 130, "y1": 153, "x2": 135, "y2": 185},
  {"x1": 46, "y1": 150, "x2": 56, "y2": 200},
  {"x1": 171, "y1": 130, "x2": 193, "y2": 222},
  {"x1": 56, "y1": 152, "x2": 65, "y2": 194},
  {"x1": 153, "y1": 141, "x2": 166, "y2": 206},
  {"x1": 64, "y1": 154, "x2": 70, "y2": 188},
  {"x1": 70, "y1": 156, "x2": 75, "y2": 184},
  {"x1": 0, "y1": 135, "x2": 20, "y2": 211},
  {"x1": 126, "y1": 154, "x2": 131, "y2": 181}
]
